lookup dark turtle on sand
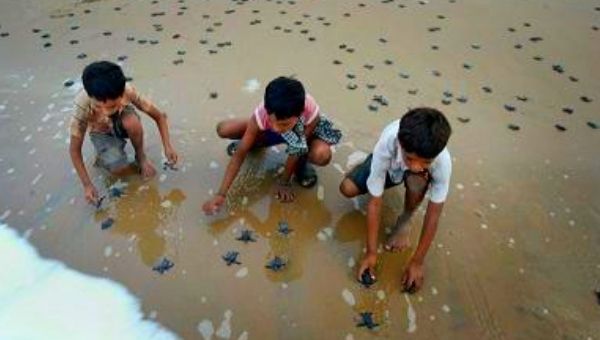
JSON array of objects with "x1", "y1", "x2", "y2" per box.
[
  {"x1": 443, "y1": 91, "x2": 453, "y2": 98},
  {"x1": 368, "y1": 104, "x2": 379, "y2": 112},
  {"x1": 431, "y1": 70, "x2": 441, "y2": 77},
  {"x1": 236, "y1": 229, "x2": 257, "y2": 243},
  {"x1": 210, "y1": 92, "x2": 218, "y2": 99},
  {"x1": 152, "y1": 257, "x2": 175, "y2": 274},
  {"x1": 346, "y1": 73, "x2": 356, "y2": 79},
  {"x1": 41, "y1": 33, "x2": 50, "y2": 39},
  {"x1": 63, "y1": 80, "x2": 75, "y2": 87},
  {"x1": 568, "y1": 76, "x2": 578, "y2": 82},
  {"x1": 356, "y1": 312, "x2": 379, "y2": 330},
  {"x1": 163, "y1": 161, "x2": 178, "y2": 171},
  {"x1": 533, "y1": 56, "x2": 544, "y2": 61},
  {"x1": 70, "y1": 40, "x2": 79, "y2": 45},
  {"x1": 441, "y1": 98, "x2": 452, "y2": 106},
  {"x1": 103, "y1": 31, "x2": 112, "y2": 36},
  {"x1": 456, "y1": 96, "x2": 468, "y2": 104},
  {"x1": 399, "y1": 72, "x2": 410, "y2": 79},
  {"x1": 554, "y1": 124, "x2": 567, "y2": 131},
  {"x1": 95, "y1": 195, "x2": 106, "y2": 210},
  {"x1": 595, "y1": 289, "x2": 600, "y2": 305},
  {"x1": 265, "y1": 256, "x2": 287, "y2": 272},
  {"x1": 508, "y1": 124, "x2": 520, "y2": 131},
  {"x1": 587, "y1": 121, "x2": 598, "y2": 129},
  {"x1": 43, "y1": 42, "x2": 52, "y2": 48},
  {"x1": 529, "y1": 36, "x2": 543, "y2": 42},
  {"x1": 552, "y1": 64, "x2": 564, "y2": 74},
  {"x1": 407, "y1": 89, "x2": 418, "y2": 95},
  {"x1": 346, "y1": 83, "x2": 358, "y2": 90},
  {"x1": 333, "y1": 59, "x2": 342, "y2": 65},
  {"x1": 457, "y1": 117, "x2": 471, "y2": 123},
  {"x1": 101, "y1": 217, "x2": 114, "y2": 230},
  {"x1": 366, "y1": 84, "x2": 376, "y2": 90},
  {"x1": 278, "y1": 221, "x2": 293, "y2": 236},
  {"x1": 580, "y1": 96, "x2": 593, "y2": 103},
  {"x1": 363, "y1": 64, "x2": 374, "y2": 70},
  {"x1": 109, "y1": 187, "x2": 124, "y2": 198},
  {"x1": 562, "y1": 107, "x2": 574, "y2": 114},
  {"x1": 359, "y1": 268, "x2": 376, "y2": 288},
  {"x1": 516, "y1": 96, "x2": 528, "y2": 102},
  {"x1": 77, "y1": 53, "x2": 87, "y2": 59},
  {"x1": 504, "y1": 104, "x2": 516, "y2": 112},
  {"x1": 481, "y1": 86, "x2": 493, "y2": 93},
  {"x1": 222, "y1": 251, "x2": 241, "y2": 266},
  {"x1": 373, "y1": 95, "x2": 388, "y2": 106}
]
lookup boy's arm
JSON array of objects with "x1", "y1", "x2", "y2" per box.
[
  {"x1": 202, "y1": 118, "x2": 259, "y2": 215},
  {"x1": 402, "y1": 200, "x2": 444, "y2": 292},
  {"x1": 356, "y1": 195, "x2": 383, "y2": 279},
  {"x1": 69, "y1": 133, "x2": 98, "y2": 204},
  {"x1": 128, "y1": 87, "x2": 177, "y2": 163}
]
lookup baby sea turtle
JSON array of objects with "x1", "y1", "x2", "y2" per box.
[
  {"x1": 163, "y1": 161, "x2": 178, "y2": 171},
  {"x1": 481, "y1": 86, "x2": 493, "y2": 93},
  {"x1": 456, "y1": 96, "x2": 468, "y2": 104},
  {"x1": 368, "y1": 104, "x2": 379, "y2": 112},
  {"x1": 508, "y1": 124, "x2": 520, "y2": 131},
  {"x1": 554, "y1": 124, "x2": 567, "y2": 132},
  {"x1": 346, "y1": 83, "x2": 358, "y2": 90},
  {"x1": 373, "y1": 95, "x2": 388, "y2": 106},
  {"x1": 595, "y1": 289, "x2": 600, "y2": 305},
  {"x1": 265, "y1": 256, "x2": 287, "y2": 272},
  {"x1": 562, "y1": 107, "x2": 574, "y2": 114},
  {"x1": 580, "y1": 96, "x2": 593, "y2": 103},
  {"x1": 209, "y1": 92, "x2": 218, "y2": 99},
  {"x1": 457, "y1": 117, "x2": 471, "y2": 123},
  {"x1": 278, "y1": 221, "x2": 293, "y2": 236},
  {"x1": 552, "y1": 64, "x2": 564, "y2": 74},
  {"x1": 236, "y1": 229, "x2": 257, "y2": 243},
  {"x1": 109, "y1": 187, "x2": 124, "y2": 198},
  {"x1": 64, "y1": 80, "x2": 74, "y2": 88},
  {"x1": 95, "y1": 195, "x2": 106, "y2": 210},
  {"x1": 587, "y1": 121, "x2": 598, "y2": 129},
  {"x1": 516, "y1": 95, "x2": 528, "y2": 102},
  {"x1": 152, "y1": 257, "x2": 175, "y2": 274},
  {"x1": 504, "y1": 104, "x2": 516, "y2": 112},
  {"x1": 359, "y1": 268, "x2": 376, "y2": 288},
  {"x1": 101, "y1": 217, "x2": 114, "y2": 230},
  {"x1": 356, "y1": 312, "x2": 379, "y2": 330},
  {"x1": 222, "y1": 251, "x2": 241, "y2": 266}
]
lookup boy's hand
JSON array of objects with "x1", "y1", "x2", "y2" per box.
[
  {"x1": 275, "y1": 183, "x2": 295, "y2": 202},
  {"x1": 84, "y1": 184, "x2": 99, "y2": 205},
  {"x1": 357, "y1": 252, "x2": 377, "y2": 281},
  {"x1": 164, "y1": 146, "x2": 179, "y2": 165},
  {"x1": 401, "y1": 258, "x2": 424, "y2": 294},
  {"x1": 202, "y1": 195, "x2": 226, "y2": 215},
  {"x1": 140, "y1": 159, "x2": 157, "y2": 178}
]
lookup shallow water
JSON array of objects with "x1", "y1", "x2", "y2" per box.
[{"x1": 0, "y1": 0, "x2": 599, "y2": 339}]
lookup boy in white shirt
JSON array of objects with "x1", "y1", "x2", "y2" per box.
[{"x1": 339, "y1": 107, "x2": 452, "y2": 293}]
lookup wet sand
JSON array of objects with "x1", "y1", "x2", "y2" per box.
[{"x1": 0, "y1": 0, "x2": 599, "y2": 338}]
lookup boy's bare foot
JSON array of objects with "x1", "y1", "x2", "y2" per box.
[
  {"x1": 385, "y1": 212, "x2": 413, "y2": 252},
  {"x1": 140, "y1": 159, "x2": 157, "y2": 178}
]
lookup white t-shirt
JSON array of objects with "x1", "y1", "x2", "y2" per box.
[{"x1": 366, "y1": 119, "x2": 452, "y2": 203}]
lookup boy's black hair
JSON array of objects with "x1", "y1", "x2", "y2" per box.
[
  {"x1": 264, "y1": 76, "x2": 306, "y2": 120},
  {"x1": 398, "y1": 107, "x2": 452, "y2": 159},
  {"x1": 82, "y1": 61, "x2": 127, "y2": 101}
]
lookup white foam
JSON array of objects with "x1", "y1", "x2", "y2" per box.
[
  {"x1": 235, "y1": 267, "x2": 248, "y2": 278},
  {"x1": 341, "y1": 288, "x2": 356, "y2": 306},
  {"x1": 197, "y1": 320, "x2": 214, "y2": 340},
  {"x1": 347, "y1": 256, "x2": 355, "y2": 268},
  {"x1": 317, "y1": 185, "x2": 324, "y2": 201},
  {"x1": 0, "y1": 224, "x2": 178, "y2": 339},
  {"x1": 242, "y1": 79, "x2": 260, "y2": 93},
  {"x1": 216, "y1": 310, "x2": 233, "y2": 339},
  {"x1": 209, "y1": 161, "x2": 219, "y2": 169},
  {"x1": 404, "y1": 294, "x2": 417, "y2": 333}
]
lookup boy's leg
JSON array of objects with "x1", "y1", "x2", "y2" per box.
[
  {"x1": 89, "y1": 132, "x2": 130, "y2": 175},
  {"x1": 295, "y1": 138, "x2": 333, "y2": 188},
  {"x1": 339, "y1": 154, "x2": 374, "y2": 198},
  {"x1": 385, "y1": 172, "x2": 429, "y2": 252},
  {"x1": 216, "y1": 118, "x2": 284, "y2": 154},
  {"x1": 120, "y1": 108, "x2": 156, "y2": 178}
]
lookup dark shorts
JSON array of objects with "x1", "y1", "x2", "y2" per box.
[
  {"x1": 90, "y1": 106, "x2": 139, "y2": 172},
  {"x1": 346, "y1": 154, "x2": 401, "y2": 195},
  {"x1": 346, "y1": 154, "x2": 431, "y2": 195}
]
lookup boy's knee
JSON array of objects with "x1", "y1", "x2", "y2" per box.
[
  {"x1": 216, "y1": 121, "x2": 227, "y2": 138},
  {"x1": 339, "y1": 178, "x2": 359, "y2": 198},
  {"x1": 122, "y1": 113, "x2": 142, "y2": 132},
  {"x1": 310, "y1": 146, "x2": 332, "y2": 166}
]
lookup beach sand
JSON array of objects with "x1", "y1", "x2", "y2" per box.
[{"x1": 0, "y1": 0, "x2": 599, "y2": 338}]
